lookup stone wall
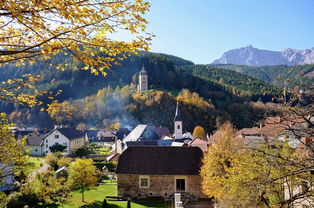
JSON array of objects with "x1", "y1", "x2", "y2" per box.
[{"x1": 117, "y1": 174, "x2": 207, "y2": 199}]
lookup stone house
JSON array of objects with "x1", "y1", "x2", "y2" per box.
[
  {"x1": 116, "y1": 146, "x2": 206, "y2": 199},
  {"x1": 43, "y1": 128, "x2": 85, "y2": 155}
]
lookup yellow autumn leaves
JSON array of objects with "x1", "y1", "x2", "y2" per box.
[{"x1": 0, "y1": 0, "x2": 152, "y2": 76}]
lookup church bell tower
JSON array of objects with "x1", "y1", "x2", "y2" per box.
[
  {"x1": 138, "y1": 65, "x2": 148, "y2": 91},
  {"x1": 174, "y1": 102, "x2": 183, "y2": 139}
]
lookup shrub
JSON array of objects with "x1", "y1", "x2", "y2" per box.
[
  {"x1": 73, "y1": 146, "x2": 92, "y2": 158},
  {"x1": 57, "y1": 157, "x2": 72, "y2": 168},
  {"x1": 5, "y1": 191, "x2": 39, "y2": 208},
  {"x1": 94, "y1": 161, "x2": 117, "y2": 172},
  {"x1": 102, "y1": 198, "x2": 108, "y2": 208},
  {"x1": 0, "y1": 192, "x2": 7, "y2": 208},
  {"x1": 45, "y1": 153, "x2": 59, "y2": 170}
]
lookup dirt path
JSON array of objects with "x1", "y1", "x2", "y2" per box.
[{"x1": 28, "y1": 163, "x2": 50, "y2": 180}]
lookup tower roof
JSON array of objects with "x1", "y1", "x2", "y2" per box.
[
  {"x1": 140, "y1": 65, "x2": 147, "y2": 75},
  {"x1": 174, "y1": 102, "x2": 183, "y2": 121}
]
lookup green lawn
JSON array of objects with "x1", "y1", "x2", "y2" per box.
[
  {"x1": 102, "y1": 179, "x2": 117, "y2": 184},
  {"x1": 60, "y1": 184, "x2": 171, "y2": 208},
  {"x1": 27, "y1": 157, "x2": 44, "y2": 171},
  {"x1": 18, "y1": 156, "x2": 44, "y2": 176},
  {"x1": 96, "y1": 147, "x2": 111, "y2": 155}
]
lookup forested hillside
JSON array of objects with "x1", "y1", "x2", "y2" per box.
[
  {"x1": 0, "y1": 52, "x2": 281, "y2": 131},
  {"x1": 179, "y1": 64, "x2": 280, "y2": 100},
  {"x1": 213, "y1": 64, "x2": 314, "y2": 88}
]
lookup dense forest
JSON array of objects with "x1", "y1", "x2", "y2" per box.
[
  {"x1": 213, "y1": 64, "x2": 314, "y2": 88},
  {"x1": 0, "y1": 52, "x2": 283, "y2": 132}
]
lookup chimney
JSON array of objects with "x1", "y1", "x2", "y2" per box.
[
  {"x1": 277, "y1": 117, "x2": 281, "y2": 123},
  {"x1": 44, "y1": 128, "x2": 47, "y2": 134},
  {"x1": 34, "y1": 128, "x2": 39, "y2": 136}
]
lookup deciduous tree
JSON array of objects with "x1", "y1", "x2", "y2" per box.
[
  {"x1": 49, "y1": 143, "x2": 67, "y2": 153},
  {"x1": 0, "y1": 113, "x2": 27, "y2": 185},
  {"x1": 201, "y1": 92, "x2": 314, "y2": 208},
  {"x1": 0, "y1": 0, "x2": 152, "y2": 76},
  {"x1": 68, "y1": 158, "x2": 99, "y2": 202},
  {"x1": 192, "y1": 125, "x2": 206, "y2": 139}
]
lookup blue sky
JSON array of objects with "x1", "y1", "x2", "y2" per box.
[{"x1": 143, "y1": 0, "x2": 314, "y2": 64}]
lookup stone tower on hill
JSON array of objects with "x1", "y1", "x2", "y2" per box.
[{"x1": 138, "y1": 65, "x2": 148, "y2": 91}]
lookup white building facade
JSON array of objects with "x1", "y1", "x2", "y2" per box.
[{"x1": 43, "y1": 128, "x2": 85, "y2": 155}]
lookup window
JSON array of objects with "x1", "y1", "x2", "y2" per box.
[
  {"x1": 177, "y1": 125, "x2": 180, "y2": 129},
  {"x1": 55, "y1": 134, "x2": 59, "y2": 139},
  {"x1": 46, "y1": 140, "x2": 48, "y2": 143},
  {"x1": 46, "y1": 144, "x2": 48, "y2": 148},
  {"x1": 63, "y1": 142, "x2": 67, "y2": 146},
  {"x1": 176, "y1": 179, "x2": 186, "y2": 191},
  {"x1": 35, "y1": 149, "x2": 37, "y2": 152},
  {"x1": 55, "y1": 142, "x2": 59, "y2": 145},
  {"x1": 139, "y1": 176, "x2": 149, "y2": 188}
]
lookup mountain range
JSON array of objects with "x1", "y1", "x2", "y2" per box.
[{"x1": 212, "y1": 45, "x2": 314, "y2": 66}]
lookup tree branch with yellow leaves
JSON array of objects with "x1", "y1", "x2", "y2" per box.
[{"x1": 0, "y1": 0, "x2": 152, "y2": 76}]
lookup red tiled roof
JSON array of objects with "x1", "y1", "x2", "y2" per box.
[
  {"x1": 236, "y1": 127, "x2": 260, "y2": 136},
  {"x1": 188, "y1": 138, "x2": 208, "y2": 152}
]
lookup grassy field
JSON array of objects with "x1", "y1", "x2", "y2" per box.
[
  {"x1": 60, "y1": 184, "x2": 171, "y2": 208},
  {"x1": 95, "y1": 147, "x2": 111, "y2": 155},
  {"x1": 22, "y1": 156, "x2": 44, "y2": 176}
]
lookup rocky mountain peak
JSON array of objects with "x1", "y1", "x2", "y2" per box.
[{"x1": 212, "y1": 46, "x2": 314, "y2": 66}]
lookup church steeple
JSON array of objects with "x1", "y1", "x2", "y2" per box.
[
  {"x1": 174, "y1": 102, "x2": 182, "y2": 121},
  {"x1": 140, "y1": 65, "x2": 147, "y2": 75},
  {"x1": 174, "y1": 102, "x2": 183, "y2": 139},
  {"x1": 138, "y1": 65, "x2": 148, "y2": 91}
]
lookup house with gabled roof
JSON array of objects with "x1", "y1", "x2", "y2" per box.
[
  {"x1": 116, "y1": 146, "x2": 206, "y2": 199},
  {"x1": 188, "y1": 138, "x2": 209, "y2": 152},
  {"x1": 43, "y1": 127, "x2": 85, "y2": 155},
  {"x1": 16, "y1": 129, "x2": 46, "y2": 156},
  {"x1": 92, "y1": 130, "x2": 117, "y2": 147},
  {"x1": 237, "y1": 116, "x2": 308, "y2": 147}
]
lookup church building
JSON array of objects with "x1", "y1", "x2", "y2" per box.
[
  {"x1": 138, "y1": 65, "x2": 148, "y2": 91},
  {"x1": 174, "y1": 102, "x2": 183, "y2": 139}
]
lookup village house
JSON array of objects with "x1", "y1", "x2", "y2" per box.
[
  {"x1": 236, "y1": 117, "x2": 298, "y2": 147},
  {"x1": 43, "y1": 127, "x2": 85, "y2": 155},
  {"x1": 237, "y1": 116, "x2": 313, "y2": 148},
  {"x1": 91, "y1": 130, "x2": 117, "y2": 147},
  {"x1": 115, "y1": 102, "x2": 195, "y2": 153},
  {"x1": 188, "y1": 138, "x2": 209, "y2": 152},
  {"x1": 116, "y1": 124, "x2": 171, "y2": 151},
  {"x1": 116, "y1": 146, "x2": 206, "y2": 199},
  {"x1": 16, "y1": 129, "x2": 47, "y2": 156}
]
